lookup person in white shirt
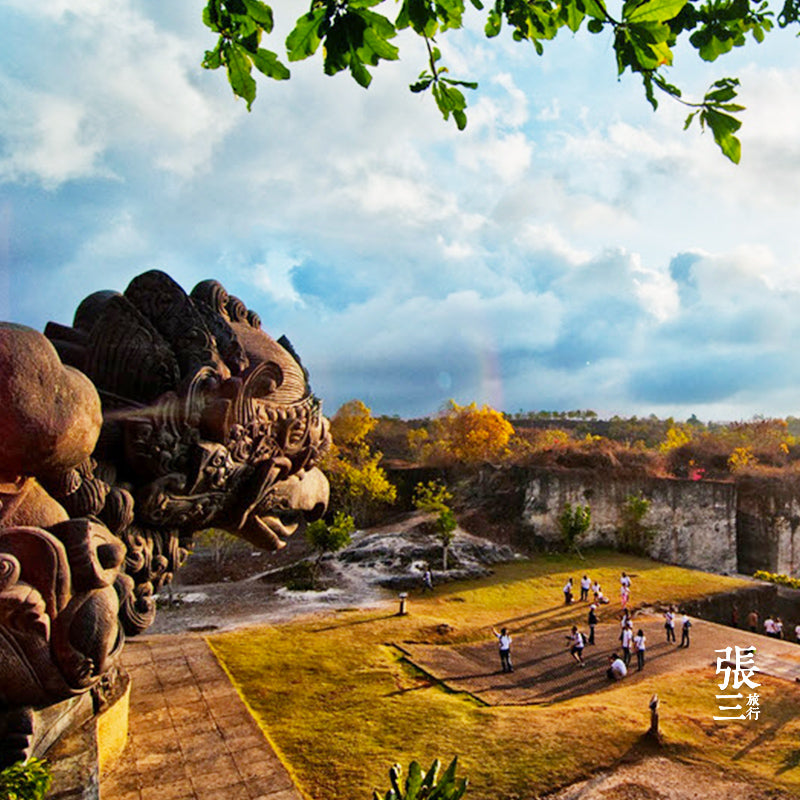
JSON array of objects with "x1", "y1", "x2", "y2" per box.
[
  {"x1": 633, "y1": 629, "x2": 647, "y2": 671},
  {"x1": 606, "y1": 653, "x2": 627, "y2": 681},
  {"x1": 580, "y1": 574, "x2": 591, "y2": 602},
  {"x1": 621, "y1": 623, "x2": 634, "y2": 666},
  {"x1": 567, "y1": 625, "x2": 586, "y2": 666},
  {"x1": 764, "y1": 616, "x2": 776, "y2": 637},
  {"x1": 795, "y1": 623, "x2": 800, "y2": 643},
  {"x1": 563, "y1": 578, "x2": 574, "y2": 605},
  {"x1": 492, "y1": 627, "x2": 513, "y2": 673},
  {"x1": 664, "y1": 609, "x2": 676, "y2": 643},
  {"x1": 775, "y1": 617, "x2": 784, "y2": 639}
]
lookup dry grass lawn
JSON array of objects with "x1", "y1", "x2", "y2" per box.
[{"x1": 208, "y1": 553, "x2": 800, "y2": 799}]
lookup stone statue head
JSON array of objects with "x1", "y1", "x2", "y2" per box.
[{"x1": 45, "y1": 270, "x2": 331, "y2": 633}]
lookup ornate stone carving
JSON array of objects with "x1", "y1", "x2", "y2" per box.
[
  {"x1": 0, "y1": 325, "x2": 126, "y2": 767},
  {"x1": 0, "y1": 272, "x2": 330, "y2": 763},
  {"x1": 44, "y1": 270, "x2": 331, "y2": 636}
]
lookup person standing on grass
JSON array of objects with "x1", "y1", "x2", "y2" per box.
[
  {"x1": 492, "y1": 627, "x2": 513, "y2": 673},
  {"x1": 680, "y1": 614, "x2": 692, "y2": 647},
  {"x1": 563, "y1": 577, "x2": 574, "y2": 605},
  {"x1": 664, "y1": 608, "x2": 676, "y2": 643},
  {"x1": 620, "y1": 571, "x2": 631, "y2": 607},
  {"x1": 567, "y1": 625, "x2": 586, "y2": 667},
  {"x1": 580, "y1": 574, "x2": 591, "y2": 602},
  {"x1": 621, "y1": 622, "x2": 634, "y2": 667},
  {"x1": 588, "y1": 604, "x2": 598, "y2": 645},
  {"x1": 634, "y1": 628, "x2": 647, "y2": 671}
]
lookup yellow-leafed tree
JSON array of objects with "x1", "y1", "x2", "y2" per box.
[
  {"x1": 410, "y1": 400, "x2": 514, "y2": 465},
  {"x1": 323, "y1": 399, "x2": 396, "y2": 525}
]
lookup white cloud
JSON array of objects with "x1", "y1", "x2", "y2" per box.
[{"x1": 0, "y1": 84, "x2": 108, "y2": 187}]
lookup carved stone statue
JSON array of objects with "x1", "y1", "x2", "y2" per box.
[
  {"x1": 0, "y1": 324, "x2": 126, "y2": 767},
  {"x1": 1, "y1": 271, "x2": 331, "y2": 767},
  {"x1": 44, "y1": 270, "x2": 331, "y2": 635}
]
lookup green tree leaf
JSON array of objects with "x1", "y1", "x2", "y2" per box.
[
  {"x1": 243, "y1": 0, "x2": 274, "y2": 30},
  {"x1": 253, "y1": 47, "x2": 290, "y2": 79},
  {"x1": 286, "y1": 9, "x2": 325, "y2": 61},
  {"x1": 224, "y1": 42, "x2": 257, "y2": 109},
  {"x1": 626, "y1": 0, "x2": 687, "y2": 23}
]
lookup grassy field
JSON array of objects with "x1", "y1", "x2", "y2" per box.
[{"x1": 208, "y1": 552, "x2": 800, "y2": 799}]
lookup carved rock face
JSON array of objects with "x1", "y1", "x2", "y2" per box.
[
  {"x1": 0, "y1": 325, "x2": 125, "y2": 747},
  {"x1": 0, "y1": 324, "x2": 102, "y2": 481},
  {"x1": 45, "y1": 270, "x2": 332, "y2": 634}
]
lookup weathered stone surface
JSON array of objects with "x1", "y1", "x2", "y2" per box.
[
  {"x1": 521, "y1": 470, "x2": 738, "y2": 573},
  {"x1": 0, "y1": 325, "x2": 126, "y2": 766},
  {"x1": 42, "y1": 271, "x2": 331, "y2": 635},
  {"x1": 0, "y1": 324, "x2": 102, "y2": 480}
]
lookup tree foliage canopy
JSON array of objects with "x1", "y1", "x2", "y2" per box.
[
  {"x1": 323, "y1": 400, "x2": 397, "y2": 524},
  {"x1": 409, "y1": 400, "x2": 514, "y2": 464},
  {"x1": 200, "y1": 0, "x2": 799, "y2": 161}
]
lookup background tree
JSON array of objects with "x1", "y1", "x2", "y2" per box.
[
  {"x1": 193, "y1": 528, "x2": 240, "y2": 570},
  {"x1": 410, "y1": 400, "x2": 514, "y2": 465},
  {"x1": 305, "y1": 511, "x2": 356, "y2": 588},
  {"x1": 199, "y1": 0, "x2": 793, "y2": 160},
  {"x1": 413, "y1": 480, "x2": 458, "y2": 570},
  {"x1": 323, "y1": 399, "x2": 397, "y2": 525}
]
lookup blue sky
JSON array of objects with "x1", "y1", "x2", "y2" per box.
[{"x1": 2, "y1": 1, "x2": 800, "y2": 421}]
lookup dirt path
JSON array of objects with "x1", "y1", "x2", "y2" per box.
[{"x1": 398, "y1": 616, "x2": 800, "y2": 705}]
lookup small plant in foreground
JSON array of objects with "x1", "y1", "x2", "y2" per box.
[
  {"x1": 373, "y1": 757, "x2": 468, "y2": 800},
  {"x1": 0, "y1": 758, "x2": 52, "y2": 800}
]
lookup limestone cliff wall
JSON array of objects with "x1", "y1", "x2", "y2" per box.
[
  {"x1": 519, "y1": 470, "x2": 738, "y2": 573},
  {"x1": 388, "y1": 465, "x2": 800, "y2": 577},
  {"x1": 736, "y1": 476, "x2": 800, "y2": 576}
]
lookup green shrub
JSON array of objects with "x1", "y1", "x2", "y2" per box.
[
  {"x1": 0, "y1": 758, "x2": 51, "y2": 800},
  {"x1": 617, "y1": 493, "x2": 655, "y2": 555},
  {"x1": 373, "y1": 757, "x2": 468, "y2": 800},
  {"x1": 558, "y1": 502, "x2": 590, "y2": 555}
]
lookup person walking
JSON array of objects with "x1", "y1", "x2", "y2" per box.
[
  {"x1": 664, "y1": 608, "x2": 676, "y2": 643},
  {"x1": 492, "y1": 627, "x2": 513, "y2": 673},
  {"x1": 620, "y1": 571, "x2": 631, "y2": 608},
  {"x1": 764, "y1": 616, "x2": 776, "y2": 638},
  {"x1": 588, "y1": 604, "x2": 598, "y2": 645},
  {"x1": 621, "y1": 622, "x2": 633, "y2": 667},
  {"x1": 422, "y1": 566, "x2": 433, "y2": 592},
  {"x1": 567, "y1": 625, "x2": 586, "y2": 667},
  {"x1": 563, "y1": 577, "x2": 574, "y2": 605},
  {"x1": 775, "y1": 617, "x2": 784, "y2": 639},
  {"x1": 634, "y1": 628, "x2": 647, "y2": 671},
  {"x1": 680, "y1": 614, "x2": 692, "y2": 647},
  {"x1": 580, "y1": 574, "x2": 591, "y2": 602}
]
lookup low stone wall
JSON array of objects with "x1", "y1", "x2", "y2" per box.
[{"x1": 520, "y1": 470, "x2": 738, "y2": 574}]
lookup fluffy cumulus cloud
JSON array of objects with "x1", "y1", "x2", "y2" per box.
[{"x1": 2, "y1": 2, "x2": 800, "y2": 421}]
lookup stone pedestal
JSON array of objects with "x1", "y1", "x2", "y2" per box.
[{"x1": 34, "y1": 675, "x2": 130, "y2": 800}]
